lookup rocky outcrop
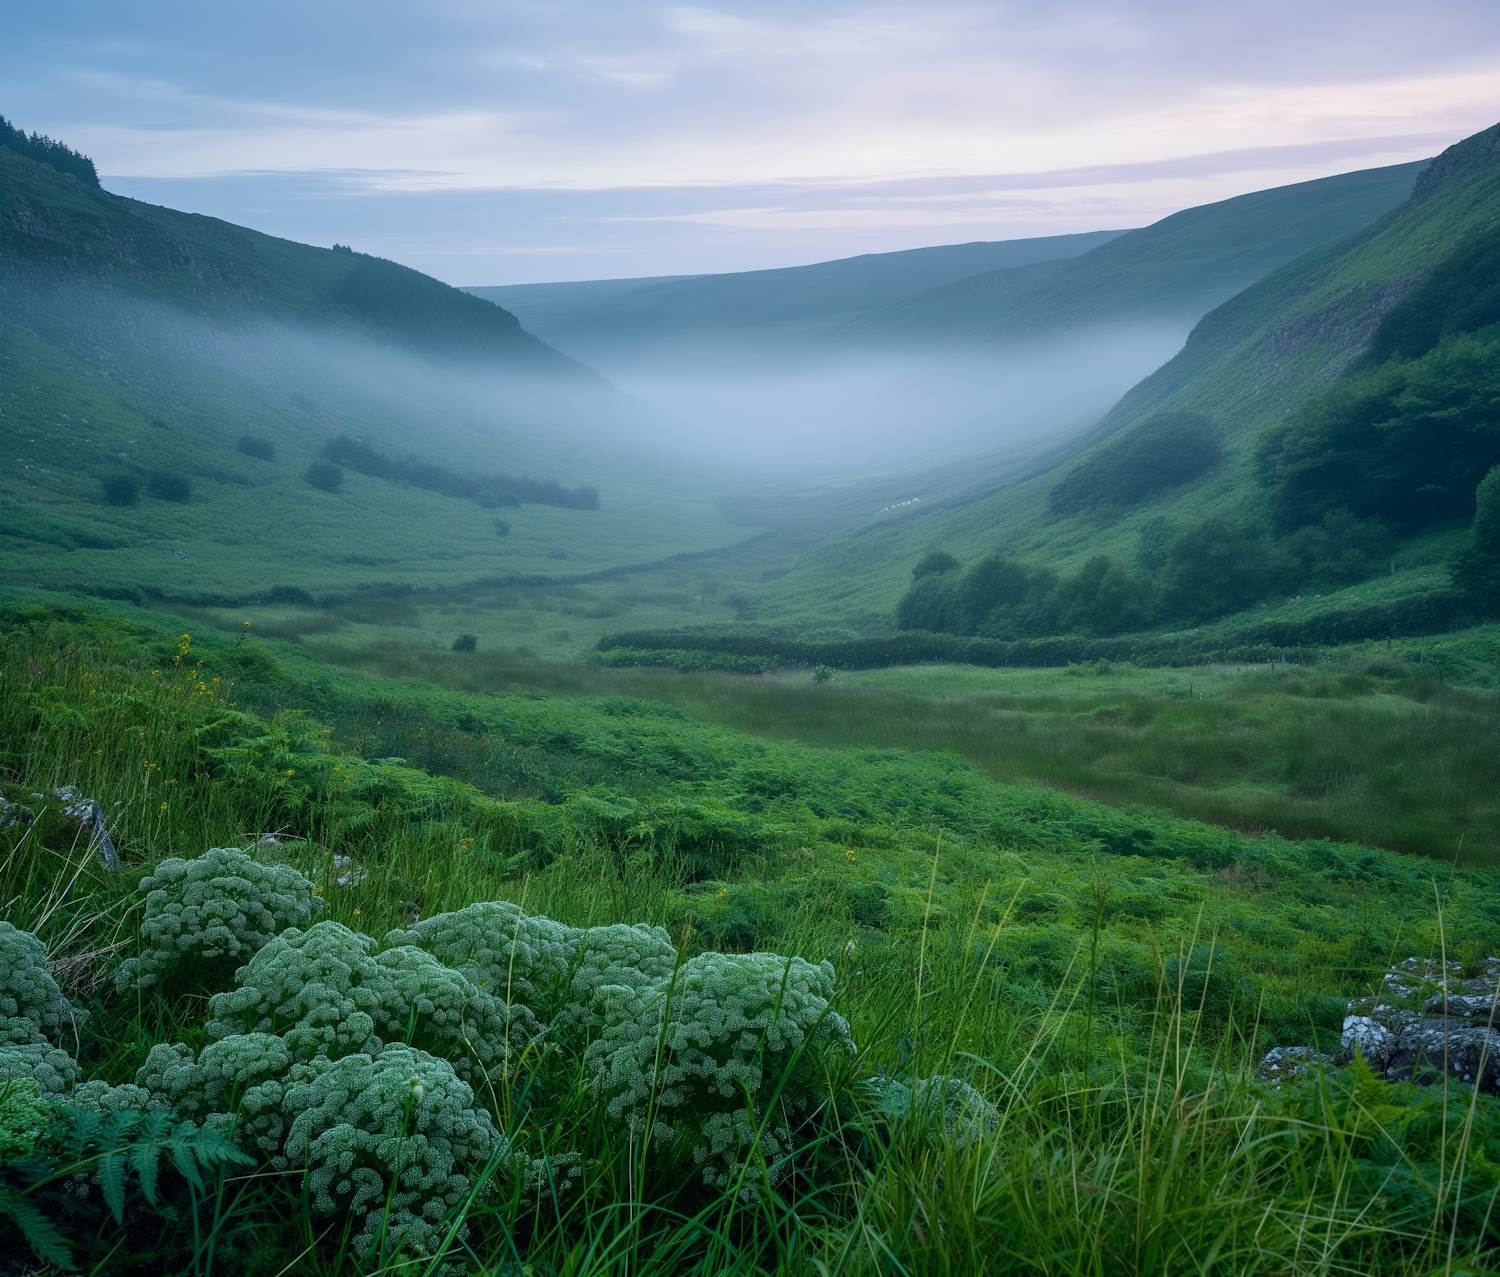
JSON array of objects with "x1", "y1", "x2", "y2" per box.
[
  {"x1": 1259, "y1": 957, "x2": 1500, "y2": 1091},
  {"x1": 1339, "y1": 958, "x2": 1500, "y2": 1090}
]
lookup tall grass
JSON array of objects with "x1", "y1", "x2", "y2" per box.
[
  {"x1": 306, "y1": 641, "x2": 1500, "y2": 865},
  {"x1": 4, "y1": 635, "x2": 1499, "y2": 1274}
]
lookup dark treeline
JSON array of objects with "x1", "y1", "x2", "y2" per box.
[
  {"x1": 1049, "y1": 412, "x2": 1222, "y2": 517},
  {"x1": 599, "y1": 587, "x2": 1478, "y2": 671},
  {"x1": 0, "y1": 114, "x2": 99, "y2": 188},
  {"x1": 895, "y1": 502, "x2": 1396, "y2": 640},
  {"x1": 1258, "y1": 222, "x2": 1500, "y2": 532},
  {"x1": 319, "y1": 435, "x2": 599, "y2": 510}
]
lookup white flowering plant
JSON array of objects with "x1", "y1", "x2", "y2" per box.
[
  {"x1": 114, "y1": 846, "x2": 321, "y2": 993},
  {"x1": 586, "y1": 951, "x2": 854, "y2": 1190}
]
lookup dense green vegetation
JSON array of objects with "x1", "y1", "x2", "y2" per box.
[
  {"x1": 1047, "y1": 411, "x2": 1222, "y2": 517},
  {"x1": 1259, "y1": 327, "x2": 1500, "y2": 533},
  {"x1": 0, "y1": 114, "x2": 98, "y2": 187},
  {"x1": 748, "y1": 126, "x2": 1500, "y2": 641},
  {"x1": 4, "y1": 604, "x2": 1500, "y2": 1274},
  {"x1": 319, "y1": 435, "x2": 599, "y2": 511},
  {"x1": 0, "y1": 143, "x2": 744, "y2": 604}
]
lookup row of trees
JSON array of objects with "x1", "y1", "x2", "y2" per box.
[
  {"x1": 319, "y1": 435, "x2": 598, "y2": 510},
  {"x1": 0, "y1": 115, "x2": 100, "y2": 187},
  {"x1": 896, "y1": 507, "x2": 1395, "y2": 638}
]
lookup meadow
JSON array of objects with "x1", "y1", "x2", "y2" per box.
[
  {"x1": 301, "y1": 631, "x2": 1500, "y2": 866},
  {"x1": 3, "y1": 602, "x2": 1500, "y2": 1274}
]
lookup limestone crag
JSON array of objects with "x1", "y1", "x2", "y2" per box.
[
  {"x1": 1338, "y1": 957, "x2": 1500, "y2": 1091},
  {"x1": 1257, "y1": 958, "x2": 1500, "y2": 1090}
]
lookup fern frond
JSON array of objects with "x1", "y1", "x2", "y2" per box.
[{"x1": 0, "y1": 1188, "x2": 76, "y2": 1270}]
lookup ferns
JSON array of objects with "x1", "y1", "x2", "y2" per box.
[{"x1": 0, "y1": 1105, "x2": 252, "y2": 1271}]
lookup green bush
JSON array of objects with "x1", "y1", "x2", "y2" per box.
[
  {"x1": 1049, "y1": 412, "x2": 1221, "y2": 516},
  {"x1": 586, "y1": 951, "x2": 854, "y2": 1190},
  {"x1": 304, "y1": 461, "x2": 343, "y2": 492},
  {"x1": 1258, "y1": 327, "x2": 1500, "y2": 532},
  {"x1": 204, "y1": 920, "x2": 534, "y2": 1084},
  {"x1": 1453, "y1": 464, "x2": 1500, "y2": 602},
  {"x1": 99, "y1": 474, "x2": 138, "y2": 506},
  {"x1": 114, "y1": 846, "x2": 321, "y2": 994},
  {"x1": 235, "y1": 436, "x2": 274, "y2": 462},
  {"x1": 146, "y1": 471, "x2": 191, "y2": 503},
  {"x1": 0, "y1": 924, "x2": 80, "y2": 1050},
  {"x1": 451, "y1": 633, "x2": 477, "y2": 652}
]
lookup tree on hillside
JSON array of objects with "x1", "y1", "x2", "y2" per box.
[
  {"x1": 306, "y1": 461, "x2": 343, "y2": 492},
  {"x1": 1258, "y1": 328, "x2": 1500, "y2": 531},
  {"x1": 1453, "y1": 465, "x2": 1500, "y2": 602},
  {"x1": 911, "y1": 549, "x2": 960, "y2": 579},
  {"x1": 1159, "y1": 519, "x2": 1283, "y2": 622},
  {"x1": 1049, "y1": 412, "x2": 1221, "y2": 517},
  {"x1": 0, "y1": 115, "x2": 100, "y2": 187},
  {"x1": 954, "y1": 555, "x2": 1032, "y2": 633}
]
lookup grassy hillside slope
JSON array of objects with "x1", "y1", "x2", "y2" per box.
[
  {"x1": 975, "y1": 160, "x2": 1428, "y2": 342},
  {"x1": 466, "y1": 231, "x2": 1124, "y2": 375},
  {"x1": 0, "y1": 146, "x2": 748, "y2": 605},
  {"x1": 747, "y1": 141, "x2": 1491, "y2": 633}
]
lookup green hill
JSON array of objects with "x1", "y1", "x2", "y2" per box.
[
  {"x1": 971, "y1": 160, "x2": 1428, "y2": 343},
  {"x1": 741, "y1": 131, "x2": 1496, "y2": 639},
  {"x1": 0, "y1": 144, "x2": 747, "y2": 606},
  {"x1": 467, "y1": 165, "x2": 1426, "y2": 475},
  {"x1": 464, "y1": 231, "x2": 1123, "y2": 375}
]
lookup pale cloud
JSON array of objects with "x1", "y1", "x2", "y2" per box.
[{"x1": 5, "y1": 1, "x2": 1499, "y2": 278}]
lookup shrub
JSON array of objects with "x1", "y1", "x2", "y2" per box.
[
  {"x1": 1049, "y1": 412, "x2": 1221, "y2": 516},
  {"x1": 862, "y1": 1074, "x2": 999, "y2": 1149},
  {"x1": 1159, "y1": 519, "x2": 1283, "y2": 623},
  {"x1": 451, "y1": 633, "x2": 477, "y2": 652},
  {"x1": 114, "y1": 846, "x2": 321, "y2": 994},
  {"x1": 585, "y1": 951, "x2": 853, "y2": 1189},
  {"x1": 811, "y1": 665, "x2": 834, "y2": 683},
  {"x1": 1453, "y1": 464, "x2": 1500, "y2": 602},
  {"x1": 0, "y1": 1041, "x2": 82, "y2": 1096},
  {"x1": 385, "y1": 902, "x2": 579, "y2": 1020},
  {"x1": 0, "y1": 1074, "x2": 51, "y2": 1159},
  {"x1": 1283, "y1": 508, "x2": 1393, "y2": 587},
  {"x1": 100, "y1": 474, "x2": 139, "y2": 506},
  {"x1": 236, "y1": 436, "x2": 275, "y2": 462},
  {"x1": 0, "y1": 922, "x2": 81, "y2": 1048},
  {"x1": 493, "y1": 518, "x2": 511, "y2": 537},
  {"x1": 138, "y1": 1038, "x2": 498, "y2": 1259},
  {"x1": 1258, "y1": 328, "x2": 1500, "y2": 532},
  {"x1": 562, "y1": 924, "x2": 678, "y2": 1039},
  {"x1": 147, "y1": 471, "x2": 191, "y2": 503},
  {"x1": 911, "y1": 549, "x2": 960, "y2": 580},
  {"x1": 205, "y1": 921, "x2": 536, "y2": 1084},
  {"x1": 305, "y1": 461, "x2": 343, "y2": 492},
  {"x1": 895, "y1": 573, "x2": 960, "y2": 634}
]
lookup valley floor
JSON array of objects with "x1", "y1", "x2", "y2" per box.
[{"x1": 2, "y1": 597, "x2": 1499, "y2": 1275}]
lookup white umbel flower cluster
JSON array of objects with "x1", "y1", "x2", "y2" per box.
[
  {"x1": 386, "y1": 903, "x2": 678, "y2": 1042},
  {"x1": 134, "y1": 1035, "x2": 497, "y2": 1257},
  {"x1": 0, "y1": 921, "x2": 82, "y2": 1048},
  {"x1": 586, "y1": 951, "x2": 854, "y2": 1188},
  {"x1": 205, "y1": 921, "x2": 536, "y2": 1084},
  {"x1": 114, "y1": 846, "x2": 321, "y2": 992}
]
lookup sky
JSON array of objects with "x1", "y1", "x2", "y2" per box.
[{"x1": 6, "y1": 1, "x2": 1500, "y2": 285}]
